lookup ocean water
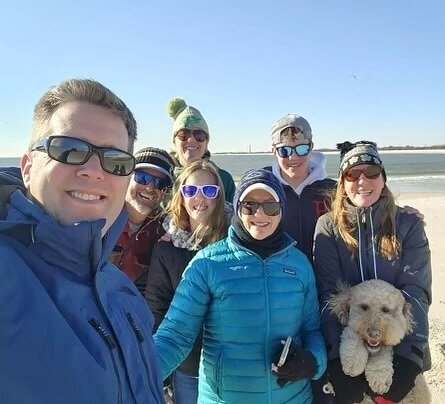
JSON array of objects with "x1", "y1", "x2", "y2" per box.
[
  {"x1": 2, "y1": 151, "x2": 445, "y2": 193},
  {"x1": 211, "y1": 151, "x2": 445, "y2": 194}
]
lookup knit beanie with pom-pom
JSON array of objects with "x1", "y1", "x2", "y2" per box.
[{"x1": 167, "y1": 97, "x2": 210, "y2": 141}]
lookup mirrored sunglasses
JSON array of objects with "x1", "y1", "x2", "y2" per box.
[
  {"x1": 175, "y1": 129, "x2": 208, "y2": 142},
  {"x1": 134, "y1": 171, "x2": 171, "y2": 190},
  {"x1": 343, "y1": 165, "x2": 382, "y2": 182},
  {"x1": 239, "y1": 200, "x2": 281, "y2": 216},
  {"x1": 31, "y1": 135, "x2": 135, "y2": 176},
  {"x1": 180, "y1": 184, "x2": 220, "y2": 199},
  {"x1": 275, "y1": 144, "x2": 311, "y2": 158}
]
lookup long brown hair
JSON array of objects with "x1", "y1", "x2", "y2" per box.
[
  {"x1": 165, "y1": 160, "x2": 227, "y2": 249},
  {"x1": 331, "y1": 178, "x2": 400, "y2": 259}
]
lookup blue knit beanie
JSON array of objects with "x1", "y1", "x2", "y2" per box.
[{"x1": 233, "y1": 169, "x2": 286, "y2": 215}]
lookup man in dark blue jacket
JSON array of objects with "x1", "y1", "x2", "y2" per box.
[
  {"x1": 265, "y1": 114, "x2": 336, "y2": 263},
  {"x1": 0, "y1": 79, "x2": 164, "y2": 404}
]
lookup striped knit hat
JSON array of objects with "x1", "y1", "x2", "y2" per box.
[{"x1": 134, "y1": 147, "x2": 175, "y2": 181}]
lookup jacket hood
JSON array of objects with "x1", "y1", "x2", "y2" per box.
[
  {"x1": 0, "y1": 166, "x2": 25, "y2": 219},
  {"x1": 272, "y1": 151, "x2": 328, "y2": 195}
]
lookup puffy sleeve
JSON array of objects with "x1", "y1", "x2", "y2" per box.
[
  {"x1": 299, "y1": 257, "x2": 328, "y2": 379},
  {"x1": 312, "y1": 213, "x2": 344, "y2": 361},
  {"x1": 394, "y1": 213, "x2": 432, "y2": 370},
  {"x1": 153, "y1": 252, "x2": 211, "y2": 379}
]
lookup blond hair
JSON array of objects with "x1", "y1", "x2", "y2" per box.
[
  {"x1": 31, "y1": 78, "x2": 137, "y2": 152},
  {"x1": 331, "y1": 179, "x2": 400, "y2": 260},
  {"x1": 166, "y1": 160, "x2": 227, "y2": 249}
]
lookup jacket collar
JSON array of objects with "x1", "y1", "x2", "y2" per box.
[
  {"x1": 272, "y1": 151, "x2": 328, "y2": 195},
  {"x1": 1, "y1": 189, "x2": 127, "y2": 281}
]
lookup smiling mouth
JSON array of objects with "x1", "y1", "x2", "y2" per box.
[
  {"x1": 251, "y1": 221, "x2": 269, "y2": 227},
  {"x1": 193, "y1": 206, "x2": 208, "y2": 212},
  {"x1": 69, "y1": 191, "x2": 103, "y2": 201},
  {"x1": 138, "y1": 192, "x2": 157, "y2": 201},
  {"x1": 365, "y1": 338, "x2": 381, "y2": 353}
]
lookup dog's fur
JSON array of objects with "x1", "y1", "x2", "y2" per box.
[{"x1": 329, "y1": 279, "x2": 430, "y2": 403}]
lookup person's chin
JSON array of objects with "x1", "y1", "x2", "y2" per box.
[{"x1": 250, "y1": 228, "x2": 272, "y2": 240}]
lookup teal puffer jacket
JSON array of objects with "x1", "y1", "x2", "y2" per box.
[{"x1": 154, "y1": 227, "x2": 326, "y2": 404}]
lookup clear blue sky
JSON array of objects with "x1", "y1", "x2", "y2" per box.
[{"x1": 1, "y1": 0, "x2": 444, "y2": 157}]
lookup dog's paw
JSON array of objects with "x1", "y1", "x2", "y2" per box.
[
  {"x1": 340, "y1": 328, "x2": 368, "y2": 376},
  {"x1": 366, "y1": 370, "x2": 392, "y2": 395},
  {"x1": 342, "y1": 355, "x2": 367, "y2": 377}
]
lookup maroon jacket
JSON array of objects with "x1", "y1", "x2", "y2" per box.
[{"x1": 111, "y1": 215, "x2": 165, "y2": 293}]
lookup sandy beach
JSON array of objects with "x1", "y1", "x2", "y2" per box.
[{"x1": 395, "y1": 192, "x2": 445, "y2": 402}]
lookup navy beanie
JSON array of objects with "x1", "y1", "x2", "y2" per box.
[{"x1": 233, "y1": 169, "x2": 286, "y2": 215}]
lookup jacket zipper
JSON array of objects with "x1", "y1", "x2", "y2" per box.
[
  {"x1": 126, "y1": 312, "x2": 159, "y2": 395},
  {"x1": 262, "y1": 260, "x2": 273, "y2": 403},
  {"x1": 88, "y1": 318, "x2": 123, "y2": 404}
]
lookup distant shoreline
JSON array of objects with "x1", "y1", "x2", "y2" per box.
[{"x1": 213, "y1": 148, "x2": 445, "y2": 156}]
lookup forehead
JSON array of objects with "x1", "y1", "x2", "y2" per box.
[
  {"x1": 346, "y1": 163, "x2": 373, "y2": 171},
  {"x1": 243, "y1": 189, "x2": 275, "y2": 201},
  {"x1": 274, "y1": 139, "x2": 311, "y2": 148},
  {"x1": 49, "y1": 102, "x2": 128, "y2": 150},
  {"x1": 184, "y1": 169, "x2": 215, "y2": 184}
]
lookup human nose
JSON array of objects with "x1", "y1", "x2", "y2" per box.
[
  {"x1": 254, "y1": 204, "x2": 266, "y2": 216},
  {"x1": 143, "y1": 180, "x2": 155, "y2": 190}
]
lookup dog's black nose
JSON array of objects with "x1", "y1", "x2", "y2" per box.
[{"x1": 367, "y1": 327, "x2": 381, "y2": 339}]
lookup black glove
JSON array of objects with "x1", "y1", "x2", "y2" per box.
[
  {"x1": 274, "y1": 342, "x2": 317, "y2": 387},
  {"x1": 382, "y1": 355, "x2": 421, "y2": 402},
  {"x1": 327, "y1": 358, "x2": 367, "y2": 404}
]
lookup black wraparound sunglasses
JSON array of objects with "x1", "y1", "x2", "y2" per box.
[
  {"x1": 239, "y1": 200, "x2": 281, "y2": 216},
  {"x1": 31, "y1": 135, "x2": 135, "y2": 176}
]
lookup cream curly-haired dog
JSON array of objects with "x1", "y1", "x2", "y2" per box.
[{"x1": 328, "y1": 279, "x2": 430, "y2": 404}]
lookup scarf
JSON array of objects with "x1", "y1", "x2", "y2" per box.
[{"x1": 231, "y1": 215, "x2": 285, "y2": 259}]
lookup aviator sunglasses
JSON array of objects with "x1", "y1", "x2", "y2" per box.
[
  {"x1": 175, "y1": 129, "x2": 208, "y2": 143},
  {"x1": 343, "y1": 165, "x2": 382, "y2": 182},
  {"x1": 275, "y1": 144, "x2": 312, "y2": 158},
  {"x1": 134, "y1": 171, "x2": 171, "y2": 190},
  {"x1": 180, "y1": 184, "x2": 220, "y2": 199},
  {"x1": 31, "y1": 135, "x2": 135, "y2": 176},
  {"x1": 239, "y1": 200, "x2": 281, "y2": 216}
]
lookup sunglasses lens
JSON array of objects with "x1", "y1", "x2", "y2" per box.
[
  {"x1": 135, "y1": 171, "x2": 169, "y2": 189},
  {"x1": 181, "y1": 185, "x2": 198, "y2": 198},
  {"x1": 202, "y1": 185, "x2": 219, "y2": 198},
  {"x1": 48, "y1": 137, "x2": 90, "y2": 164},
  {"x1": 276, "y1": 146, "x2": 291, "y2": 158},
  {"x1": 295, "y1": 144, "x2": 311, "y2": 156},
  {"x1": 262, "y1": 201, "x2": 281, "y2": 216},
  {"x1": 240, "y1": 202, "x2": 258, "y2": 215},
  {"x1": 364, "y1": 166, "x2": 382, "y2": 179},
  {"x1": 176, "y1": 130, "x2": 207, "y2": 142},
  {"x1": 344, "y1": 166, "x2": 382, "y2": 181},
  {"x1": 240, "y1": 201, "x2": 280, "y2": 216},
  {"x1": 192, "y1": 130, "x2": 207, "y2": 142},
  {"x1": 175, "y1": 131, "x2": 189, "y2": 141},
  {"x1": 101, "y1": 149, "x2": 135, "y2": 176}
]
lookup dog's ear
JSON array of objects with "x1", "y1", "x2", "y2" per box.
[
  {"x1": 403, "y1": 300, "x2": 415, "y2": 334},
  {"x1": 328, "y1": 282, "x2": 351, "y2": 326}
]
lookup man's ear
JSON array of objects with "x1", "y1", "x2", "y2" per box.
[{"x1": 20, "y1": 153, "x2": 32, "y2": 190}]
